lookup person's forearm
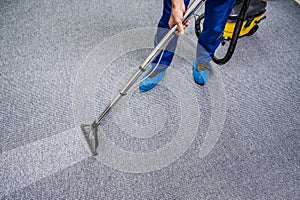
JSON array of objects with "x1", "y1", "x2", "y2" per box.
[
  {"x1": 171, "y1": 0, "x2": 185, "y2": 9},
  {"x1": 169, "y1": 0, "x2": 189, "y2": 35}
]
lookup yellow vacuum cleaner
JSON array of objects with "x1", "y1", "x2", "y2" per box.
[
  {"x1": 195, "y1": 0, "x2": 267, "y2": 64},
  {"x1": 224, "y1": 0, "x2": 267, "y2": 38}
]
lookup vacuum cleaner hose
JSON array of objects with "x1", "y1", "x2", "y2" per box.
[{"x1": 213, "y1": 0, "x2": 251, "y2": 65}]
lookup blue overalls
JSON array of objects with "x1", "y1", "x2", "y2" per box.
[{"x1": 152, "y1": 0, "x2": 235, "y2": 72}]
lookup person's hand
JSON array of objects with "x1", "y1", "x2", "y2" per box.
[{"x1": 168, "y1": 0, "x2": 190, "y2": 36}]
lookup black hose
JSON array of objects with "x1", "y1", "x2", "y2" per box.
[{"x1": 213, "y1": 0, "x2": 251, "y2": 65}]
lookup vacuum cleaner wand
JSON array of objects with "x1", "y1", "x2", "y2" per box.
[{"x1": 80, "y1": 0, "x2": 205, "y2": 155}]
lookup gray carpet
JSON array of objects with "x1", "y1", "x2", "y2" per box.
[{"x1": 1, "y1": 0, "x2": 299, "y2": 199}]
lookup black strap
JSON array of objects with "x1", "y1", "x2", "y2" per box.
[
  {"x1": 139, "y1": 66, "x2": 146, "y2": 72},
  {"x1": 119, "y1": 90, "x2": 127, "y2": 96}
]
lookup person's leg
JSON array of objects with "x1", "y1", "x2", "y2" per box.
[
  {"x1": 152, "y1": 0, "x2": 190, "y2": 72},
  {"x1": 197, "y1": 0, "x2": 235, "y2": 63},
  {"x1": 193, "y1": 0, "x2": 235, "y2": 85},
  {"x1": 140, "y1": 0, "x2": 190, "y2": 92}
]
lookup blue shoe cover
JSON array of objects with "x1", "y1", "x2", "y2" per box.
[
  {"x1": 193, "y1": 59, "x2": 210, "y2": 86},
  {"x1": 139, "y1": 68, "x2": 166, "y2": 93}
]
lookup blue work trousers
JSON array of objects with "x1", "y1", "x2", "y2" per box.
[{"x1": 152, "y1": 0, "x2": 235, "y2": 72}]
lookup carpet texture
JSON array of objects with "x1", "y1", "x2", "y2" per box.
[{"x1": 1, "y1": 0, "x2": 299, "y2": 199}]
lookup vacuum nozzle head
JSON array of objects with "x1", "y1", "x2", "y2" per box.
[{"x1": 80, "y1": 121, "x2": 99, "y2": 155}]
